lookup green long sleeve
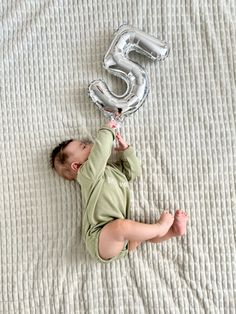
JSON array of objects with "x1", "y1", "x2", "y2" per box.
[
  {"x1": 79, "y1": 126, "x2": 115, "y2": 180},
  {"x1": 112, "y1": 146, "x2": 142, "y2": 182}
]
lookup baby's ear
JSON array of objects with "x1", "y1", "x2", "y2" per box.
[{"x1": 71, "y1": 162, "x2": 80, "y2": 172}]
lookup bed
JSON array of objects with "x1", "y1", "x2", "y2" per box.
[{"x1": 1, "y1": 0, "x2": 235, "y2": 313}]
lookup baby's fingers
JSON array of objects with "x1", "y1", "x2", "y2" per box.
[
  {"x1": 116, "y1": 133, "x2": 122, "y2": 140},
  {"x1": 107, "y1": 120, "x2": 117, "y2": 129}
]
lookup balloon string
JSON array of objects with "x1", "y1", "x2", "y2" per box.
[{"x1": 109, "y1": 116, "x2": 122, "y2": 149}]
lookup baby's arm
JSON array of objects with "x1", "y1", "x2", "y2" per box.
[
  {"x1": 82, "y1": 122, "x2": 116, "y2": 179},
  {"x1": 114, "y1": 133, "x2": 142, "y2": 181}
]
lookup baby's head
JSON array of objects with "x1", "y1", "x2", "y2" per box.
[{"x1": 50, "y1": 139, "x2": 93, "y2": 180}]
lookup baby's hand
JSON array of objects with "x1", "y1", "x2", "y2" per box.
[
  {"x1": 107, "y1": 120, "x2": 117, "y2": 129},
  {"x1": 115, "y1": 133, "x2": 129, "y2": 151}
]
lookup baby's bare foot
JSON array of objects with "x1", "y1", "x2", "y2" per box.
[
  {"x1": 156, "y1": 211, "x2": 175, "y2": 237},
  {"x1": 171, "y1": 210, "x2": 188, "y2": 236}
]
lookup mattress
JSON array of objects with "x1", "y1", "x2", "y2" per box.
[{"x1": 1, "y1": 0, "x2": 235, "y2": 313}]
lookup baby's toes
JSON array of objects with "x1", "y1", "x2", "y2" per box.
[{"x1": 175, "y1": 210, "x2": 188, "y2": 218}]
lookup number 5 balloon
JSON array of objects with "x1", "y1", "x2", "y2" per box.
[{"x1": 89, "y1": 25, "x2": 170, "y2": 122}]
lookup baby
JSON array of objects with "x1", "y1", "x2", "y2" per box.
[{"x1": 50, "y1": 121, "x2": 188, "y2": 263}]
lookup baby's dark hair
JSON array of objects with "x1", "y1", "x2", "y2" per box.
[{"x1": 50, "y1": 139, "x2": 73, "y2": 169}]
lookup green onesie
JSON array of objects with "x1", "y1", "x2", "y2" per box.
[{"x1": 76, "y1": 126, "x2": 141, "y2": 263}]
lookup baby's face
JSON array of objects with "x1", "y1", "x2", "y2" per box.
[{"x1": 54, "y1": 140, "x2": 93, "y2": 180}]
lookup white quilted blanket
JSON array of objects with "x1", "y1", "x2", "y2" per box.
[{"x1": 1, "y1": 1, "x2": 235, "y2": 313}]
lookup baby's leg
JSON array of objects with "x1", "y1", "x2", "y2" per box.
[
  {"x1": 98, "y1": 211, "x2": 174, "y2": 260},
  {"x1": 128, "y1": 240, "x2": 142, "y2": 252}
]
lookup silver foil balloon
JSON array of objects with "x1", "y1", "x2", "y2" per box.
[{"x1": 89, "y1": 25, "x2": 170, "y2": 122}]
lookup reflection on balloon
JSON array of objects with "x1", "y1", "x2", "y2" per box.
[{"x1": 89, "y1": 25, "x2": 170, "y2": 122}]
